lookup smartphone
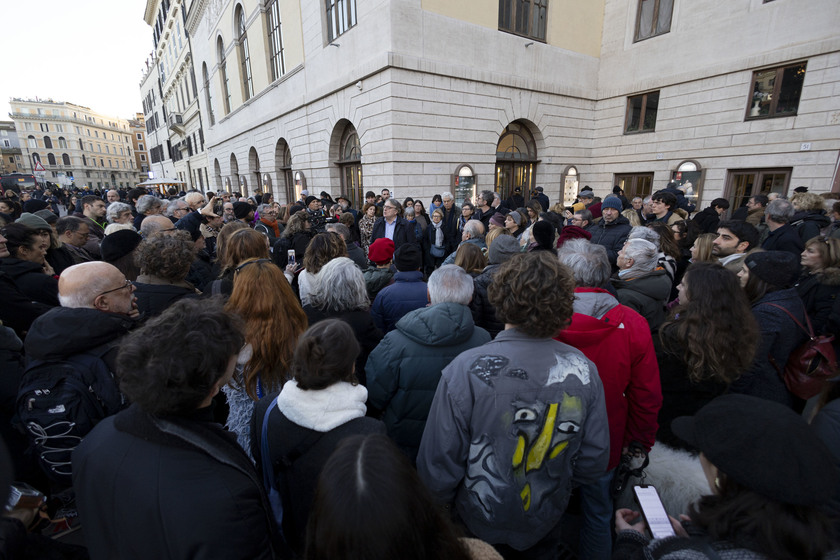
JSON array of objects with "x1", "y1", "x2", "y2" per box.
[
  {"x1": 287, "y1": 250, "x2": 296, "y2": 266},
  {"x1": 6, "y1": 483, "x2": 45, "y2": 511},
  {"x1": 633, "y1": 485, "x2": 675, "y2": 539}
]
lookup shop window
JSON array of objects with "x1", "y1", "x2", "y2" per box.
[
  {"x1": 670, "y1": 161, "x2": 703, "y2": 209},
  {"x1": 725, "y1": 168, "x2": 791, "y2": 212},
  {"x1": 452, "y1": 165, "x2": 476, "y2": 206},
  {"x1": 615, "y1": 173, "x2": 654, "y2": 200}
]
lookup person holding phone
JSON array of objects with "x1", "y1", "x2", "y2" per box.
[{"x1": 613, "y1": 394, "x2": 838, "y2": 559}]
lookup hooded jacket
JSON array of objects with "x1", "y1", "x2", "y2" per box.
[
  {"x1": 611, "y1": 268, "x2": 671, "y2": 331},
  {"x1": 0, "y1": 257, "x2": 59, "y2": 307},
  {"x1": 371, "y1": 270, "x2": 428, "y2": 333},
  {"x1": 691, "y1": 206, "x2": 721, "y2": 234},
  {"x1": 792, "y1": 209, "x2": 831, "y2": 244},
  {"x1": 366, "y1": 302, "x2": 491, "y2": 461},
  {"x1": 587, "y1": 215, "x2": 632, "y2": 267},
  {"x1": 554, "y1": 288, "x2": 661, "y2": 469},
  {"x1": 417, "y1": 329, "x2": 609, "y2": 551}
]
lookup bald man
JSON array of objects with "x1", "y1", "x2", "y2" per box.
[
  {"x1": 140, "y1": 215, "x2": 177, "y2": 237},
  {"x1": 21, "y1": 262, "x2": 137, "y2": 484},
  {"x1": 106, "y1": 190, "x2": 120, "y2": 204}
]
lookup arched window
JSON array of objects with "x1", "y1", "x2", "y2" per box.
[
  {"x1": 43, "y1": 136, "x2": 53, "y2": 149},
  {"x1": 203, "y1": 63, "x2": 215, "y2": 125},
  {"x1": 217, "y1": 37, "x2": 231, "y2": 114},
  {"x1": 62, "y1": 153, "x2": 71, "y2": 166},
  {"x1": 563, "y1": 166, "x2": 579, "y2": 206},
  {"x1": 337, "y1": 123, "x2": 362, "y2": 208},
  {"x1": 236, "y1": 6, "x2": 254, "y2": 101},
  {"x1": 495, "y1": 121, "x2": 538, "y2": 201},
  {"x1": 266, "y1": 0, "x2": 285, "y2": 81},
  {"x1": 47, "y1": 153, "x2": 56, "y2": 166},
  {"x1": 453, "y1": 165, "x2": 476, "y2": 206},
  {"x1": 82, "y1": 155, "x2": 87, "y2": 166},
  {"x1": 32, "y1": 153, "x2": 40, "y2": 164},
  {"x1": 27, "y1": 136, "x2": 36, "y2": 149},
  {"x1": 58, "y1": 137, "x2": 67, "y2": 149}
]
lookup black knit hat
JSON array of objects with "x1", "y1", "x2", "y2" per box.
[
  {"x1": 531, "y1": 221, "x2": 555, "y2": 251},
  {"x1": 745, "y1": 250, "x2": 799, "y2": 288},
  {"x1": 22, "y1": 199, "x2": 48, "y2": 213},
  {"x1": 101, "y1": 230, "x2": 142, "y2": 263},
  {"x1": 672, "y1": 394, "x2": 837, "y2": 506},
  {"x1": 393, "y1": 243, "x2": 422, "y2": 272},
  {"x1": 232, "y1": 201, "x2": 252, "y2": 220},
  {"x1": 305, "y1": 196, "x2": 318, "y2": 207}
]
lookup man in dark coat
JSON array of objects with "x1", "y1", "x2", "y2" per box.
[
  {"x1": 692, "y1": 198, "x2": 730, "y2": 234},
  {"x1": 474, "y1": 190, "x2": 497, "y2": 230},
  {"x1": 370, "y1": 198, "x2": 416, "y2": 251},
  {"x1": 762, "y1": 198, "x2": 804, "y2": 257},
  {"x1": 587, "y1": 196, "x2": 632, "y2": 269},
  {"x1": 366, "y1": 265, "x2": 490, "y2": 462},
  {"x1": 534, "y1": 186, "x2": 550, "y2": 211},
  {"x1": 439, "y1": 192, "x2": 461, "y2": 254},
  {"x1": 72, "y1": 299, "x2": 277, "y2": 560}
]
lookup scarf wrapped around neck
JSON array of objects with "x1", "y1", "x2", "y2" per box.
[{"x1": 432, "y1": 220, "x2": 444, "y2": 248}]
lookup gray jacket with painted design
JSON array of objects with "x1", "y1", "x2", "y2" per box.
[{"x1": 416, "y1": 328, "x2": 610, "y2": 551}]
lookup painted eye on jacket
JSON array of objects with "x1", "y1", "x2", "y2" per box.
[
  {"x1": 514, "y1": 408, "x2": 537, "y2": 422},
  {"x1": 556, "y1": 421, "x2": 580, "y2": 434}
]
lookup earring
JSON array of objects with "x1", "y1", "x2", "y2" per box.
[{"x1": 714, "y1": 477, "x2": 722, "y2": 492}]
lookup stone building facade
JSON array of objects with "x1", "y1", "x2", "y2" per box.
[
  {"x1": 180, "y1": 0, "x2": 840, "y2": 210},
  {"x1": 0, "y1": 121, "x2": 24, "y2": 174},
  {"x1": 8, "y1": 99, "x2": 143, "y2": 190}
]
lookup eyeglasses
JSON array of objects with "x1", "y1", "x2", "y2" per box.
[{"x1": 99, "y1": 279, "x2": 133, "y2": 297}]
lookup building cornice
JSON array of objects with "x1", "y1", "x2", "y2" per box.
[
  {"x1": 185, "y1": 0, "x2": 208, "y2": 36},
  {"x1": 144, "y1": 0, "x2": 159, "y2": 26}
]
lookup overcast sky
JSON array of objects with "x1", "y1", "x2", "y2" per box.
[{"x1": 1, "y1": 0, "x2": 152, "y2": 122}]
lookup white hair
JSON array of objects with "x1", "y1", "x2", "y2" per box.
[
  {"x1": 106, "y1": 201, "x2": 132, "y2": 224},
  {"x1": 557, "y1": 239, "x2": 611, "y2": 288},
  {"x1": 136, "y1": 195, "x2": 163, "y2": 215},
  {"x1": 309, "y1": 257, "x2": 370, "y2": 312},
  {"x1": 628, "y1": 226, "x2": 661, "y2": 251},
  {"x1": 463, "y1": 219, "x2": 485, "y2": 240},
  {"x1": 428, "y1": 264, "x2": 473, "y2": 306},
  {"x1": 622, "y1": 238, "x2": 658, "y2": 275},
  {"x1": 441, "y1": 192, "x2": 454, "y2": 201}
]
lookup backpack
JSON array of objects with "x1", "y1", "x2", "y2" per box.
[
  {"x1": 765, "y1": 303, "x2": 838, "y2": 400},
  {"x1": 17, "y1": 348, "x2": 125, "y2": 486}
]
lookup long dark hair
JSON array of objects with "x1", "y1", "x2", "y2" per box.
[
  {"x1": 660, "y1": 262, "x2": 758, "y2": 383},
  {"x1": 647, "y1": 221, "x2": 681, "y2": 260},
  {"x1": 688, "y1": 476, "x2": 835, "y2": 559},
  {"x1": 305, "y1": 434, "x2": 470, "y2": 560}
]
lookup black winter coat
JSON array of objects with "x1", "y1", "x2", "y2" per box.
[
  {"x1": 251, "y1": 395, "x2": 384, "y2": 555},
  {"x1": 0, "y1": 271, "x2": 51, "y2": 338},
  {"x1": 691, "y1": 206, "x2": 721, "y2": 234},
  {"x1": 762, "y1": 224, "x2": 804, "y2": 257},
  {"x1": 0, "y1": 258, "x2": 59, "y2": 307},
  {"x1": 587, "y1": 215, "x2": 632, "y2": 267},
  {"x1": 730, "y1": 289, "x2": 806, "y2": 409},
  {"x1": 302, "y1": 306, "x2": 383, "y2": 386},
  {"x1": 73, "y1": 404, "x2": 277, "y2": 560},
  {"x1": 133, "y1": 281, "x2": 199, "y2": 319},
  {"x1": 370, "y1": 216, "x2": 417, "y2": 251},
  {"x1": 796, "y1": 267, "x2": 840, "y2": 335},
  {"x1": 470, "y1": 264, "x2": 505, "y2": 338},
  {"x1": 792, "y1": 209, "x2": 830, "y2": 244}
]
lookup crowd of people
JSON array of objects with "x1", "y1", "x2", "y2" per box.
[{"x1": 0, "y1": 179, "x2": 839, "y2": 559}]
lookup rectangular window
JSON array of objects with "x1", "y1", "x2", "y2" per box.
[
  {"x1": 498, "y1": 0, "x2": 548, "y2": 42},
  {"x1": 24, "y1": 122, "x2": 33, "y2": 131},
  {"x1": 635, "y1": 0, "x2": 673, "y2": 42},
  {"x1": 56, "y1": 124, "x2": 63, "y2": 132},
  {"x1": 141, "y1": 154, "x2": 146, "y2": 161},
  {"x1": 615, "y1": 173, "x2": 655, "y2": 199},
  {"x1": 625, "y1": 91, "x2": 659, "y2": 133},
  {"x1": 40, "y1": 123, "x2": 49, "y2": 132},
  {"x1": 137, "y1": 133, "x2": 142, "y2": 139},
  {"x1": 725, "y1": 168, "x2": 791, "y2": 211},
  {"x1": 268, "y1": 0, "x2": 286, "y2": 81},
  {"x1": 138, "y1": 144, "x2": 144, "y2": 151},
  {"x1": 746, "y1": 62, "x2": 806, "y2": 120},
  {"x1": 326, "y1": 0, "x2": 356, "y2": 42}
]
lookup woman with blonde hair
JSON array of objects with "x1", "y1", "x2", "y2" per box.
[
  {"x1": 689, "y1": 232, "x2": 717, "y2": 263},
  {"x1": 791, "y1": 191, "x2": 831, "y2": 244},
  {"x1": 223, "y1": 258, "x2": 308, "y2": 456}
]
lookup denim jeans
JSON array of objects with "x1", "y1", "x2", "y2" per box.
[{"x1": 578, "y1": 469, "x2": 615, "y2": 560}]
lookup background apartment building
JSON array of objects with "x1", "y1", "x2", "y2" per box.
[
  {"x1": 0, "y1": 121, "x2": 24, "y2": 174},
  {"x1": 9, "y1": 99, "x2": 143, "y2": 189},
  {"x1": 128, "y1": 113, "x2": 151, "y2": 176},
  {"x1": 143, "y1": 0, "x2": 210, "y2": 191},
  {"x1": 180, "y1": 0, "x2": 840, "y2": 210}
]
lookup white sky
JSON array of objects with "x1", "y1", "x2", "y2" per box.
[{"x1": 1, "y1": 0, "x2": 153, "y2": 122}]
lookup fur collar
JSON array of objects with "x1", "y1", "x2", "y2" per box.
[
  {"x1": 817, "y1": 266, "x2": 840, "y2": 286},
  {"x1": 276, "y1": 380, "x2": 367, "y2": 432}
]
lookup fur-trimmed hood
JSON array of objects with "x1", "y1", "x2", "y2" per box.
[{"x1": 816, "y1": 266, "x2": 840, "y2": 286}]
